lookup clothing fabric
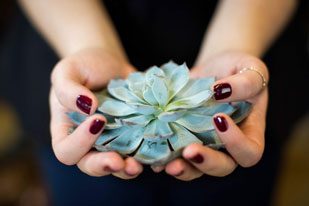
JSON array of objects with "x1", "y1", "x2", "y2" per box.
[{"x1": 0, "y1": 1, "x2": 308, "y2": 205}]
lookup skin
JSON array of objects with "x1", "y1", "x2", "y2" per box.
[{"x1": 19, "y1": 0, "x2": 297, "y2": 180}]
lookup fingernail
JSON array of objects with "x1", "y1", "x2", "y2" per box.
[
  {"x1": 89, "y1": 119, "x2": 105, "y2": 134},
  {"x1": 189, "y1": 154, "x2": 204, "y2": 164},
  {"x1": 213, "y1": 83, "x2": 232, "y2": 100},
  {"x1": 76, "y1": 95, "x2": 92, "y2": 114},
  {"x1": 174, "y1": 170, "x2": 184, "y2": 176},
  {"x1": 213, "y1": 115, "x2": 228, "y2": 132},
  {"x1": 104, "y1": 166, "x2": 117, "y2": 173}
]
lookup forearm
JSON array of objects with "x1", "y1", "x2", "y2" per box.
[
  {"x1": 18, "y1": 0, "x2": 127, "y2": 60},
  {"x1": 195, "y1": 0, "x2": 297, "y2": 66}
]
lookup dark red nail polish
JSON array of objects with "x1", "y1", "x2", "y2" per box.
[
  {"x1": 104, "y1": 166, "x2": 117, "y2": 173},
  {"x1": 189, "y1": 154, "x2": 204, "y2": 164},
  {"x1": 214, "y1": 83, "x2": 232, "y2": 100},
  {"x1": 76, "y1": 95, "x2": 92, "y2": 114},
  {"x1": 174, "y1": 170, "x2": 184, "y2": 176},
  {"x1": 90, "y1": 119, "x2": 105, "y2": 134},
  {"x1": 213, "y1": 115, "x2": 228, "y2": 132}
]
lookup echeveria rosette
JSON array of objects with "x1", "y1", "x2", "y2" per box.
[{"x1": 68, "y1": 62, "x2": 252, "y2": 166}]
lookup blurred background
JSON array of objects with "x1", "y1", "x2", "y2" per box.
[{"x1": 0, "y1": 1, "x2": 308, "y2": 206}]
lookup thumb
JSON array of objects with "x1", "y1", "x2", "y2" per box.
[
  {"x1": 212, "y1": 66, "x2": 268, "y2": 102},
  {"x1": 51, "y1": 59, "x2": 99, "y2": 115}
]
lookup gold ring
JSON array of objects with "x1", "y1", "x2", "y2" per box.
[{"x1": 239, "y1": 67, "x2": 267, "y2": 88}]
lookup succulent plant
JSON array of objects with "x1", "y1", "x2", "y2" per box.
[{"x1": 68, "y1": 62, "x2": 251, "y2": 166}]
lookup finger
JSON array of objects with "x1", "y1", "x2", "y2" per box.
[
  {"x1": 212, "y1": 71, "x2": 267, "y2": 102},
  {"x1": 213, "y1": 113, "x2": 265, "y2": 167},
  {"x1": 183, "y1": 143, "x2": 237, "y2": 177},
  {"x1": 51, "y1": 60, "x2": 99, "y2": 115},
  {"x1": 77, "y1": 151, "x2": 125, "y2": 177},
  {"x1": 113, "y1": 157, "x2": 143, "y2": 179},
  {"x1": 51, "y1": 113, "x2": 106, "y2": 165},
  {"x1": 165, "y1": 158, "x2": 203, "y2": 181}
]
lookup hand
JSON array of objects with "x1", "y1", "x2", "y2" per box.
[
  {"x1": 50, "y1": 48, "x2": 143, "y2": 179},
  {"x1": 153, "y1": 51, "x2": 269, "y2": 181}
]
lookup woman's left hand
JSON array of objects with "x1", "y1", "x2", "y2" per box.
[{"x1": 152, "y1": 51, "x2": 269, "y2": 180}]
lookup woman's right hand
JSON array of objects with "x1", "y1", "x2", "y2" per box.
[{"x1": 50, "y1": 48, "x2": 143, "y2": 179}]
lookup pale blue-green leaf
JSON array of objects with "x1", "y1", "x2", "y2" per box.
[
  {"x1": 143, "y1": 86, "x2": 158, "y2": 105},
  {"x1": 143, "y1": 120, "x2": 173, "y2": 140},
  {"x1": 194, "y1": 129, "x2": 220, "y2": 145},
  {"x1": 189, "y1": 102, "x2": 235, "y2": 116},
  {"x1": 104, "y1": 122, "x2": 122, "y2": 130},
  {"x1": 94, "y1": 90, "x2": 109, "y2": 104},
  {"x1": 168, "y1": 123, "x2": 202, "y2": 151},
  {"x1": 176, "y1": 113, "x2": 213, "y2": 133},
  {"x1": 195, "y1": 130, "x2": 224, "y2": 149},
  {"x1": 105, "y1": 127, "x2": 144, "y2": 154},
  {"x1": 98, "y1": 98, "x2": 137, "y2": 116},
  {"x1": 157, "y1": 110, "x2": 186, "y2": 122},
  {"x1": 134, "y1": 139, "x2": 171, "y2": 165},
  {"x1": 162, "y1": 63, "x2": 190, "y2": 100},
  {"x1": 166, "y1": 90, "x2": 213, "y2": 111},
  {"x1": 94, "y1": 127, "x2": 126, "y2": 146},
  {"x1": 160, "y1": 61, "x2": 178, "y2": 71},
  {"x1": 108, "y1": 79, "x2": 126, "y2": 88},
  {"x1": 175, "y1": 77, "x2": 215, "y2": 99},
  {"x1": 108, "y1": 79, "x2": 144, "y2": 103},
  {"x1": 126, "y1": 72, "x2": 145, "y2": 98},
  {"x1": 97, "y1": 112, "x2": 115, "y2": 123},
  {"x1": 231, "y1": 101, "x2": 252, "y2": 123},
  {"x1": 116, "y1": 114, "x2": 154, "y2": 126},
  {"x1": 145, "y1": 66, "x2": 165, "y2": 86},
  {"x1": 128, "y1": 102, "x2": 159, "y2": 115},
  {"x1": 207, "y1": 143, "x2": 225, "y2": 149},
  {"x1": 156, "y1": 121, "x2": 173, "y2": 139},
  {"x1": 67, "y1": 112, "x2": 86, "y2": 125},
  {"x1": 151, "y1": 76, "x2": 169, "y2": 106}
]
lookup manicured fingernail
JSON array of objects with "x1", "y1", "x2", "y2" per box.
[
  {"x1": 214, "y1": 83, "x2": 232, "y2": 100},
  {"x1": 174, "y1": 170, "x2": 184, "y2": 176},
  {"x1": 104, "y1": 166, "x2": 117, "y2": 173},
  {"x1": 213, "y1": 115, "x2": 228, "y2": 132},
  {"x1": 89, "y1": 119, "x2": 105, "y2": 134},
  {"x1": 189, "y1": 154, "x2": 204, "y2": 164},
  {"x1": 76, "y1": 95, "x2": 92, "y2": 114}
]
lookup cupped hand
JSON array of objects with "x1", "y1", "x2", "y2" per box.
[
  {"x1": 155, "y1": 51, "x2": 269, "y2": 181},
  {"x1": 50, "y1": 48, "x2": 143, "y2": 179}
]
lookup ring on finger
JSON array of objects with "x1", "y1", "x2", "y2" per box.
[{"x1": 239, "y1": 67, "x2": 268, "y2": 88}]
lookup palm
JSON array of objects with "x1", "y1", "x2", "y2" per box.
[
  {"x1": 50, "y1": 48, "x2": 142, "y2": 179},
  {"x1": 159, "y1": 52, "x2": 269, "y2": 180}
]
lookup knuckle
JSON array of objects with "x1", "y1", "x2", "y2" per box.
[
  {"x1": 240, "y1": 149, "x2": 263, "y2": 168},
  {"x1": 51, "y1": 61, "x2": 65, "y2": 85},
  {"x1": 51, "y1": 59, "x2": 74, "y2": 85},
  {"x1": 52, "y1": 142, "x2": 77, "y2": 166},
  {"x1": 54, "y1": 151, "x2": 76, "y2": 166}
]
